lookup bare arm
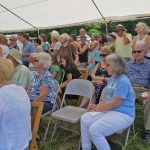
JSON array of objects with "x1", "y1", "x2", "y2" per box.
[
  {"x1": 52, "y1": 72, "x2": 57, "y2": 79},
  {"x1": 59, "y1": 73, "x2": 72, "y2": 89},
  {"x1": 91, "y1": 63, "x2": 99, "y2": 80},
  {"x1": 145, "y1": 35, "x2": 150, "y2": 52},
  {"x1": 123, "y1": 32, "x2": 130, "y2": 44},
  {"x1": 89, "y1": 41, "x2": 98, "y2": 51},
  {"x1": 91, "y1": 63, "x2": 106, "y2": 84},
  {"x1": 0, "y1": 46, "x2": 2, "y2": 57},
  {"x1": 79, "y1": 44, "x2": 88, "y2": 54},
  {"x1": 34, "y1": 86, "x2": 49, "y2": 102},
  {"x1": 91, "y1": 96, "x2": 123, "y2": 112}
]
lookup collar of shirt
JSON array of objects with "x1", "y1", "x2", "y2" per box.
[{"x1": 132, "y1": 58, "x2": 147, "y2": 64}]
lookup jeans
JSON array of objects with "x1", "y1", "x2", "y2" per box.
[
  {"x1": 81, "y1": 111, "x2": 134, "y2": 150},
  {"x1": 42, "y1": 101, "x2": 53, "y2": 114}
]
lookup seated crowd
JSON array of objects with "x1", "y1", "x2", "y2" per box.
[{"x1": 0, "y1": 21, "x2": 150, "y2": 150}]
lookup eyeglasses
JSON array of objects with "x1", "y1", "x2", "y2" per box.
[
  {"x1": 100, "y1": 54, "x2": 108, "y2": 57},
  {"x1": 132, "y1": 50, "x2": 143, "y2": 54},
  {"x1": 33, "y1": 59, "x2": 39, "y2": 62}
]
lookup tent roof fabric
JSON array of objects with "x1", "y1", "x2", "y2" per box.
[{"x1": 0, "y1": 0, "x2": 150, "y2": 32}]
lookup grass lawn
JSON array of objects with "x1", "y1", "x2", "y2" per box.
[{"x1": 38, "y1": 103, "x2": 150, "y2": 150}]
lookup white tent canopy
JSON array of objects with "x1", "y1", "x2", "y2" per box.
[{"x1": 0, "y1": 0, "x2": 150, "y2": 32}]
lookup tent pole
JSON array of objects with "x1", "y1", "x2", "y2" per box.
[
  {"x1": 91, "y1": 0, "x2": 108, "y2": 34},
  {"x1": 105, "y1": 22, "x2": 108, "y2": 35},
  {"x1": 37, "y1": 30, "x2": 40, "y2": 37},
  {"x1": 0, "y1": 4, "x2": 37, "y2": 30}
]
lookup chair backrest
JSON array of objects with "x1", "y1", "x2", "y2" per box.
[
  {"x1": 29, "y1": 101, "x2": 44, "y2": 150},
  {"x1": 52, "y1": 79, "x2": 59, "y2": 110},
  {"x1": 61, "y1": 79, "x2": 94, "y2": 107}
]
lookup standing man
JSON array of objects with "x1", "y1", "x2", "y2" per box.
[
  {"x1": 8, "y1": 35, "x2": 19, "y2": 50},
  {"x1": 115, "y1": 24, "x2": 132, "y2": 61},
  {"x1": 19, "y1": 33, "x2": 36, "y2": 67},
  {"x1": 77, "y1": 27, "x2": 90, "y2": 44}
]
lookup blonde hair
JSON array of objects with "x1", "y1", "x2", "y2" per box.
[
  {"x1": 136, "y1": 22, "x2": 149, "y2": 34},
  {"x1": 50, "y1": 30, "x2": 60, "y2": 41},
  {"x1": 101, "y1": 46, "x2": 112, "y2": 55},
  {"x1": 0, "y1": 58, "x2": 14, "y2": 84},
  {"x1": 0, "y1": 34, "x2": 7, "y2": 45}
]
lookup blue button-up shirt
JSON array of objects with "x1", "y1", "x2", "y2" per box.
[
  {"x1": 126, "y1": 59, "x2": 150, "y2": 88},
  {"x1": 22, "y1": 41, "x2": 36, "y2": 62}
]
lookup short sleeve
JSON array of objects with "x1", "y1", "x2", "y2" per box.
[
  {"x1": 40, "y1": 75, "x2": 52, "y2": 88},
  {"x1": 113, "y1": 81, "x2": 129, "y2": 100}
]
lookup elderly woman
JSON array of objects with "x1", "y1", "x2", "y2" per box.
[
  {"x1": 0, "y1": 58, "x2": 31, "y2": 150},
  {"x1": 133, "y1": 22, "x2": 150, "y2": 59},
  {"x1": 49, "y1": 30, "x2": 61, "y2": 56},
  {"x1": 81, "y1": 54, "x2": 135, "y2": 150},
  {"x1": 59, "y1": 33, "x2": 76, "y2": 61},
  {"x1": 28, "y1": 52, "x2": 57, "y2": 114}
]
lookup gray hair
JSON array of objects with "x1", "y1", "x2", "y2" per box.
[
  {"x1": 60, "y1": 33, "x2": 70, "y2": 41},
  {"x1": 136, "y1": 22, "x2": 149, "y2": 34},
  {"x1": 33, "y1": 52, "x2": 51, "y2": 69},
  {"x1": 106, "y1": 54, "x2": 127, "y2": 76}
]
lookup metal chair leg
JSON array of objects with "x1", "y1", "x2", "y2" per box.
[
  {"x1": 125, "y1": 126, "x2": 130, "y2": 147},
  {"x1": 43, "y1": 116, "x2": 52, "y2": 141},
  {"x1": 51, "y1": 121, "x2": 58, "y2": 142}
]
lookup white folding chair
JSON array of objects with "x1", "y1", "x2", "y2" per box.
[
  {"x1": 42, "y1": 79, "x2": 59, "y2": 140},
  {"x1": 51, "y1": 79, "x2": 94, "y2": 149}
]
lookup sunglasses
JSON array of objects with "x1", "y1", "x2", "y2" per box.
[
  {"x1": 100, "y1": 54, "x2": 108, "y2": 57},
  {"x1": 132, "y1": 50, "x2": 143, "y2": 54}
]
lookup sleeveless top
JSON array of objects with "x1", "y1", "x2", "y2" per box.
[
  {"x1": 135, "y1": 35, "x2": 146, "y2": 46},
  {"x1": 135, "y1": 35, "x2": 150, "y2": 57},
  {"x1": 95, "y1": 63, "x2": 109, "y2": 77}
]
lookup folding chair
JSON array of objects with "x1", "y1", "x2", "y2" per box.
[
  {"x1": 29, "y1": 101, "x2": 44, "y2": 150},
  {"x1": 42, "y1": 79, "x2": 59, "y2": 140},
  {"x1": 51, "y1": 79, "x2": 94, "y2": 149}
]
